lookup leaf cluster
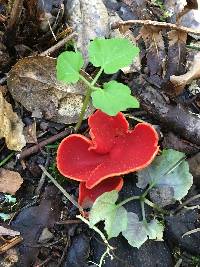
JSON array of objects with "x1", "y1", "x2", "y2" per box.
[
  {"x1": 89, "y1": 149, "x2": 193, "y2": 248},
  {"x1": 56, "y1": 38, "x2": 140, "y2": 116}
]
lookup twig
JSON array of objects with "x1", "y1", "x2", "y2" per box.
[
  {"x1": 35, "y1": 155, "x2": 50, "y2": 196},
  {"x1": 5, "y1": 0, "x2": 24, "y2": 48},
  {"x1": 34, "y1": 256, "x2": 52, "y2": 267},
  {"x1": 40, "y1": 32, "x2": 77, "y2": 56},
  {"x1": 0, "y1": 236, "x2": 23, "y2": 254},
  {"x1": 0, "y1": 152, "x2": 15, "y2": 167},
  {"x1": 57, "y1": 237, "x2": 70, "y2": 267},
  {"x1": 182, "y1": 227, "x2": 200, "y2": 237},
  {"x1": 18, "y1": 128, "x2": 72, "y2": 160},
  {"x1": 77, "y1": 215, "x2": 114, "y2": 267},
  {"x1": 56, "y1": 219, "x2": 81, "y2": 225},
  {"x1": 173, "y1": 194, "x2": 200, "y2": 214},
  {"x1": 7, "y1": 0, "x2": 23, "y2": 30},
  {"x1": 111, "y1": 20, "x2": 200, "y2": 35},
  {"x1": 39, "y1": 165, "x2": 83, "y2": 213}
]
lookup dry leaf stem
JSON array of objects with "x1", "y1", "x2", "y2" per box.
[{"x1": 111, "y1": 20, "x2": 200, "y2": 35}]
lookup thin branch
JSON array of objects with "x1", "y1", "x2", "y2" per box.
[
  {"x1": 111, "y1": 20, "x2": 200, "y2": 35},
  {"x1": 40, "y1": 32, "x2": 77, "y2": 56},
  {"x1": 18, "y1": 128, "x2": 72, "y2": 160},
  {"x1": 39, "y1": 165, "x2": 83, "y2": 213}
]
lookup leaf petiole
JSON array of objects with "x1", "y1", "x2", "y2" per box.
[
  {"x1": 75, "y1": 67, "x2": 104, "y2": 132},
  {"x1": 144, "y1": 198, "x2": 169, "y2": 215},
  {"x1": 116, "y1": 195, "x2": 140, "y2": 207}
]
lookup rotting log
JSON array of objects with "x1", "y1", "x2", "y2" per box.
[{"x1": 132, "y1": 77, "x2": 200, "y2": 146}]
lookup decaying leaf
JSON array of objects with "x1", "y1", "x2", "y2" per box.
[
  {"x1": 23, "y1": 121, "x2": 37, "y2": 144},
  {"x1": 7, "y1": 56, "x2": 94, "y2": 124},
  {"x1": 11, "y1": 186, "x2": 61, "y2": 266},
  {"x1": 140, "y1": 25, "x2": 166, "y2": 86},
  {"x1": 0, "y1": 168, "x2": 23, "y2": 195},
  {"x1": 65, "y1": 0, "x2": 109, "y2": 63},
  {"x1": 170, "y1": 52, "x2": 200, "y2": 95},
  {"x1": 166, "y1": 30, "x2": 187, "y2": 78},
  {"x1": 165, "y1": 0, "x2": 200, "y2": 33},
  {"x1": 0, "y1": 92, "x2": 26, "y2": 151}
]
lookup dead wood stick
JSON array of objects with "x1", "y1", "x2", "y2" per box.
[
  {"x1": 111, "y1": 20, "x2": 200, "y2": 35},
  {"x1": 132, "y1": 78, "x2": 200, "y2": 146},
  {"x1": 18, "y1": 128, "x2": 72, "y2": 160},
  {"x1": 5, "y1": 0, "x2": 24, "y2": 48},
  {"x1": 40, "y1": 32, "x2": 77, "y2": 56}
]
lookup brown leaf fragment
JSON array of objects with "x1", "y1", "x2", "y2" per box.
[
  {"x1": 164, "y1": 30, "x2": 187, "y2": 83},
  {"x1": 7, "y1": 56, "x2": 94, "y2": 124},
  {"x1": 0, "y1": 226, "x2": 20, "y2": 237},
  {"x1": 0, "y1": 168, "x2": 23, "y2": 195},
  {"x1": 11, "y1": 186, "x2": 61, "y2": 266},
  {"x1": 0, "y1": 91, "x2": 26, "y2": 151},
  {"x1": 140, "y1": 25, "x2": 166, "y2": 86},
  {"x1": 23, "y1": 121, "x2": 37, "y2": 144},
  {"x1": 170, "y1": 52, "x2": 200, "y2": 95}
]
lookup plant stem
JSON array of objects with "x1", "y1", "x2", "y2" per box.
[
  {"x1": 39, "y1": 165, "x2": 83, "y2": 213},
  {"x1": 144, "y1": 198, "x2": 169, "y2": 215},
  {"x1": 91, "y1": 67, "x2": 103, "y2": 86},
  {"x1": 140, "y1": 200, "x2": 146, "y2": 221},
  {"x1": 117, "y1": 196, "x2": 140, "y2": 207},
  {"x1": 125, "y1": 114, "x2": 146, "y2": 123},
  {"x1": 74, "y1": 87, "x2": 92, "y2": 132},
  {"x1": 77, "y1": 215, "x2": 113, "y2": 249},
  {"x1": 141, "y1": 183, "x2": 155, "y2": 199},
  {"x1": 77, "y1": 214, "x2": 114, "y2": 267},
  {"x1": 75, "y1": 67, "x2": 103, "y2": 132},
  {"x1": 0, "y1": 152, "x2": 15, "y2": 167}
]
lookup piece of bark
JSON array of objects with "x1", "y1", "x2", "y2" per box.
[
  {"x1": 162, "y1": 132, "x2": 200, "y2": 155},
  {"x1": 132, "y1": 77, "x2": 200, "y2": 146}
]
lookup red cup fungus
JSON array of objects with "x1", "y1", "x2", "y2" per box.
[
  {"x1": 79, "y1": 177, "x2": 123, "y2": 209},
  {"x1": 57, "y1": 110, "x2": 159, "y2": 207}
]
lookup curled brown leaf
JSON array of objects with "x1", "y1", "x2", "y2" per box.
[
  {"x1": 170, "y1": 52, "x2": 200, "y2": 94},
  {"x1": 0, "y1": 91, "x2": 26, "y2": 151}
]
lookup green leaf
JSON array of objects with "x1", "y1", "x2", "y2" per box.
[
  {"x1": 122, "y1": 213, "x2": 164, "y2": 248},
  {"x1": 89, "y1": 190, "x2": 128, "y2": 239},
  {"x1": 0, "y1": 213, "x2": 11, "y2": 221},
  {"x1": 137, "y1": 149, "x2": 193, "y2": 201},
  {"x1": 91, "y1": 81, "x2": 139, "y2": 115},
  {"x1": 4, "y1": 194, "x2": 16, "y2": 203},
  {"x1": 56, "y1": 51, "x2": 84, "y2": 83},
  {"x1": 88, "y1": 38, "x2": 140, "y2": 74},
  {"x1": 145, "y1": 219, "x2": 164, "y2": 240},
  {"x1": 122, "y1": 212, "x2": 147, "y2": 248}
]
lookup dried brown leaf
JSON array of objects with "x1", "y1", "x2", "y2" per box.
[
  {"x1": 140, "y1": 25, "x2": 166, "y2": 85},
  {"x1": 170, "y1": 52, "x2": 200, "y2": 94},
  {"x1": 0, "y1": 92, "x2": 26, "y2": 151},
  {"x1": 23, "y1": 121, "x2": 37, "y2": 144},
  {"x1": 7, "y1": 56, "x2": 94, "y2": 124},
  {"x1": 165, "y1": 30, "x2": 187, "y2": 79},
  {"x1": 0, "y1": 168, "x2": 23, "y2": 195}
]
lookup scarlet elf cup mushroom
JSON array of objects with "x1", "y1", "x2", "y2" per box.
[{"x1": 57, "y1": 110, "x2": 159, "y2": 208}]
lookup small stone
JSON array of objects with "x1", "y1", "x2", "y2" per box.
[{"x1": 38, "y1": 228, "x2": 54, "y2": 244}]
